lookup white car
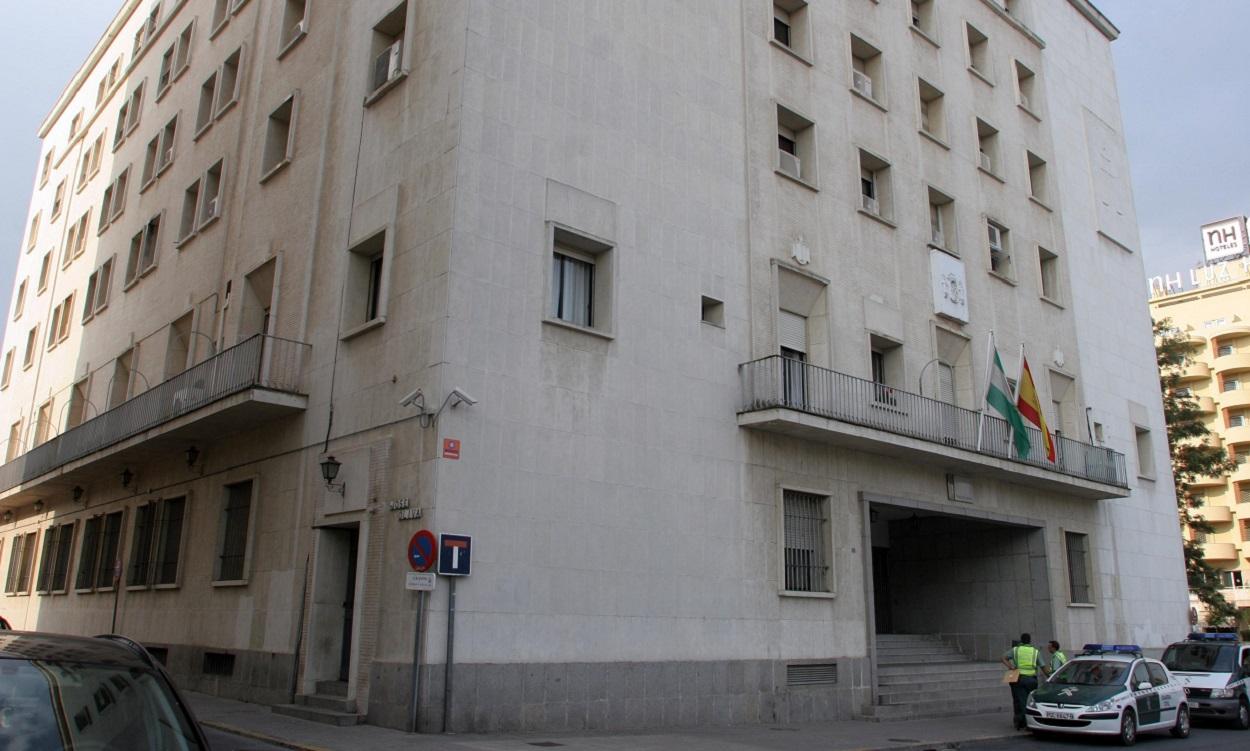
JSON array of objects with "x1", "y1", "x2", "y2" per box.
[
  {"x1": 1161, "y1": 632, "x2": 1250, "y2": 729},
  {"x1": 1025, "y1": 644, "x2": 1189, "y2": 745}
]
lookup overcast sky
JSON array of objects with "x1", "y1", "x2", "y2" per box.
[{"x1": 0, "y1": 1, "x2": 1247, "y2": 340}]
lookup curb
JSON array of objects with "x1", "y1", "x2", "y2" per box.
[
  {"x1": 866, "y1": 732, "x2": 1022, "y2": 751},
  {"x1": 200, "y1": 719, "x2": 334, "y2": 751}
]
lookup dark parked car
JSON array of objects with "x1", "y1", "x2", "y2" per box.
[
  {"x1": 0, "y1": 631, "x2": 210, "y2": 750},
  {"x1": 0, "y1": 615, "x2": 11, "y2": 630}
]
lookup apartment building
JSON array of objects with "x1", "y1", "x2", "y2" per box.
[
  {"x1": 0, "y1": 0, "x2": 1186, "y2": 732},
  {"x1": 1149, "y1": 241, "x2": 1250, "y2": 628}
]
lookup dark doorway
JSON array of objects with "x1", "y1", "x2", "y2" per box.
[
  {"x1": 339, "y1": 529, "x2": 359, "y2": 682},
  {"x1": 872, "y1": 546, "x2": 893, "y2": 633}
]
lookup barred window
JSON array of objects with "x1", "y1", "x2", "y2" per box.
[
  {"x1": 4, "y1": 532, "x2": 39, "y2": 594},
  {"x1": 783, "y1": 490, "x2": 829, "y2": 593},
  {"x1": 127, "y1": 497, "x2": 186, "y2": 587},
  {"x1": 77, "y1": 511, "x2": 125, "y2": 591},
  {"x1": 36, "y1": 522, "x2": 75, "y2": 593},
  {"x1": 217, "y1": 480, "x2": 253, "y2": 581},
  {"x1": 1065, "y1": 531, "x2": 1091, "y2": 604}
]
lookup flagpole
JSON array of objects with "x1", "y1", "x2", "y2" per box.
[
  {"x1": 976, "y1": 331, "x2": 994, "y2": 452},
  {"x1": 1013, "y1": 343, "x2": 1026, "y2": 459}
]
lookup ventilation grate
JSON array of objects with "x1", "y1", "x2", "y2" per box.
[
  {"x1": 202, "y1": 651, "x2": 236, "y2": 677},
  {"x1": 786, "y1": 662, "x2": 837, "y2": 686},
  {"x1": 145, "y1": 646, "x2": 169, "y2": 665}
]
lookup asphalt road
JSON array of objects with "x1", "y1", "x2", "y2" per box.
[
  {"x1": 204, "y1": 726, "x2": 292, "y2": 751},
  {"x1": 964, "y1": 722, "x2": 1248, "y2": 750}
]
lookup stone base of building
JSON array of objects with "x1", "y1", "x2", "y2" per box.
[
  {"x1": 149, "y1": 642, "x2": 295, "y2": 707},
  {"x1": 367, "y1": 657, "x2": 871, "y2": 733}
]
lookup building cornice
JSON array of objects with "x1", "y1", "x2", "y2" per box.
[
  {"x1": 38, "y1": 0, "x2": 143, "y2": 139},
  {"x1": 1068, "y1": 0, "x2": 1120, "y2": 41}
]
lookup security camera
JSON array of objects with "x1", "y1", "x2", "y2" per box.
[
  {"x1": 399, "y1": 388, "x2": 423, "y2": 407},
  {"x1": 448, "y1": 388, "x2": 478, "y2": 407}
]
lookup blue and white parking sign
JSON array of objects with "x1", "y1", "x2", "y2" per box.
[{"x1": 438, "y1": 533, "x2": 472, "y2": 576}]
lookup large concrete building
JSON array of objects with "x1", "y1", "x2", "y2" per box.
[
  {"x1": 1148, "y1": 233, "x2": 1250, "y2": 628},
  {"x1": 0, "y1": 0, "x2": 1187, "y2": 732}
]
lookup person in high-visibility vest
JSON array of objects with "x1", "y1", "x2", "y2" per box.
[
  {"x1": 1001, "y1": 632, "x2": 1042, "y2": 730},
  {"x1": 1043, "y1": 640, "x2": 1068, "y2": 678}
]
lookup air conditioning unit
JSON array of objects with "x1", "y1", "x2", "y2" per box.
[
  {"x1": 778, "y1": 150, "x2": 801, "y2": 180},
  {"x1": 852, "y1": 70, "x2": 873, "y2": 99},
  {"x1": 979, "y1": 150, "x2": 993, "y2": 172},
  {"x1": 861, "y1": 194, "x2": 879, "y2": 214},
  {"x1": 372, "y1": 40, "x2": 402, "y2": 91}
]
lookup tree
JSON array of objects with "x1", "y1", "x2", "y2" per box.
[{"x1": 1155, "y1": 319, "x2": 1239, "y2": 627}]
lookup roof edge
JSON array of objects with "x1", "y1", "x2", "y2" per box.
[
  {"x1": 1068, "y1": 0, "x2": 1120, "y2": 41},
  {"x1": 38, "y1": 0, "x2": 144, "y2": 139}
]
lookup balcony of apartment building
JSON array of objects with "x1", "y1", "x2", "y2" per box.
[
  {"x1": 738, "y1": 356, "x2": 1128, "y2": 500},
  {"x1": 1224, "y1": 585, "x2": 1250, "y2": 609},
  {"x1": 1197, "y1": 504, "x2": 1233, "y2": 524},
  {"x1": 1196, "y1": 395, "x2": 1217, "y2": 414},
  {"x1": 1212, "y1": 351, "x2": 1250, "y2": 378},
  {"x1": 1179, "y1": 361, "x2": 1211, "y2": 383},
  {"x1": 1217, "y1": 384, "x2": 1250, "y2": 410},
  {"x1": 0, "y1": 335, "x2": 310, "y2": 505},
  {"x1": 1201, "y1": 541, "x2": 1239, "y2": 562}
]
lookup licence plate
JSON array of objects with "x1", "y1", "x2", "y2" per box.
[{"x1": 1044, "y1": 711, "x2": 1074, "y2": 720}]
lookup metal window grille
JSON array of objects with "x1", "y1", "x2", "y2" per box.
[
  {"x1": 1241, "y1": 519, "x2": 1250, "y2": 542},
  {"x1": 97, "y1": 511, "x2": 123, "y2": 588},
  {"x1": 76, "y1": 516, "x2": 103, "y2": 590},
  {"x1": 4, "y1": 535, "x2": 22, "y2": 593},
  {"x1": 128, "y1": 502, "x2": 157, "y2": 586},
  {"x1": 36, "y1": 528, "x2": 57, "y2": 593},
  {"x1": 784, "y1": 490, "x2": 828, "y2": 592},
  {"x1": 218, "y1": 481, "x2": 252, "y2": 581},
  {"x1": 51, "y1": 522, "x2": 75, "y2": 592},
  {"x1": 14, "y1": 532, "x2": 37, "y2": 593},
  {"x1": 154, "y1": 497, "x2": 186, "y2": 586},
  {"x1": 1065, "y1": 531, "x2": 1090, "y2": 603},
  {"x1": 202, "y1": 651, "x2": 235, "y2": 676}
]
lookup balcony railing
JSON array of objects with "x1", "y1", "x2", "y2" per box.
[
  {"x1": 0, "y1": 335, "x2": 310, "y2": 493},
  {"x1": 739, "y1": 356, "x2": 1128, "y2": 488}
]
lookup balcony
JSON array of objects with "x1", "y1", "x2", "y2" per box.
[
  {"x1": 1208, "y1": 324, "x2": 1250, "y2": 342},
  {"x1": 1213, "y1": 352, "x2": 1250, "y2": 375},
  {"x1": 0, "y1": 335, "x2": 310, "y2": 503},
  {"x1": 1223, "y1": 425, "x2": 1250, "y2": 447},
  {"x1": 1190, "y1": 472, "x2": 1229, "y2": 488},
  {"x1": 737, "y1": 356, "x2": 1128, "y2": 499},
  {"x1": 1197, "y1": 504, "x2": 1233, "y2": 524},
  {"x1": 1201, "y1": 541, "x2": 1239, "y2": 561},
  {"x1": 1197, "y1": 395, "x2": 1217, "y2": 414},
  {"x1": 1179, "y1": 362, "x2": 1211, "y2": 382},
  {"x1": 1223, "y1": 586, "x2": 1250, "y2": 608}
]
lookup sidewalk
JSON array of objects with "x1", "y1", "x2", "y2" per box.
[{"x1": 187, "y1": 692, "x2": 1021, "y2": 751}]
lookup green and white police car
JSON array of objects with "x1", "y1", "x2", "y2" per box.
[
  {"x1": 1025, "y1": 644, "x2": 1189, "y2": 745},
  {"x1": 1161, "y1": 632, "x2": 1250, "y2": 729}
]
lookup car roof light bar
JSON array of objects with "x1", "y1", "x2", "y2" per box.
[
  {"x1": 1080, "y1": 643, "x2": 1143, "y2": 655},
  {"x1": 1185, "y1": 632, "x2": 1239, "y2": 642}
]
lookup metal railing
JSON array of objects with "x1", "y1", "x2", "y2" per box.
[
  {"x1": 0, "y1": 335, "x2": 310, "y2": 494},
  {"x1": 739, "y1": 356, "x2": 1128, "y2": 488}
]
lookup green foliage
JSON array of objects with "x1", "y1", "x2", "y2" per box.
[{"x1": 1154, "y1": 319, "x2": 1239, "y2": 627}]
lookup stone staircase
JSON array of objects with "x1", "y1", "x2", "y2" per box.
[
  {"x1": 864, "y1": 633, "x2": 1011, "y2": 721},
  {"x1": 273, "y1": 680, "x2": 363, "y2": 726}
]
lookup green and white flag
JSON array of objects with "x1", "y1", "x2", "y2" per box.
[{"x1": 986, "y1": 345, "x2": 1031, "y2": 458}]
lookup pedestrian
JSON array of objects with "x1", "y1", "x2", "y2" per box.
[
  {"x1": 1043, "y1": 640, "x2": 1067, "y2": 678},
  {"x1": 1001, "y1": 632, "x2": 1042, "y2": 730}
]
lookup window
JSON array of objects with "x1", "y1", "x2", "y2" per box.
[
  {"x1": 76, "y1": 511, "x2": 126, "y2": 591},
  {"x1": 6, "y1": 420, "x2": 22, "y2": 461},
  {"x1": 178, "y1": 179, "x2": 201, "y2": 243},
  {"x1": 46, "y1": 294, "x2": 73, "y2": 348},
  {"x1": 987, "y1": 220, "x2": 1011, "y2": 277},
  {"x1": 772, "y1": 1, "x2": 811, "y2": 60},
  {"x1": 776, "y1": 104, "x2": 817, "y2": 187},
  {"x1": 870, "y1": 335, "x2": 900, "y2": 405},
  {"x1": 143, "y1": 116, "x2": 179, "y2": 187},
  {"x1": 156, "y1": 23, "x2": 195, "y2": 99},
  {"x1": 778, "y1": 309, "x2": 808, "y2": 409},
  {"x1": 279, "y1": 0, "x2": 309, "y2": 52},
  {"x1": 216, "y1": 480, "x2": 254, "y2": 581},
  {"x1": 1065, "y1": 531, "x2": 1091, "y2": 603},
  {"x1": 199, "y1": 160, "x2": 224, "y2": 228},
  {"x1": 109, "y1": 349, "x2": 134, "y2": 408},
  {"x1": 1229, "y1": 411, "x2": 1246, "y2": 428},
  {"x1": 174, "y1": 22, "x2": 193, "y2": 75},
  {"x1": 38, "y1": 253, "x2": 54, "y2": 295},
  {"x1": 701, "y1": 296, "x2": 724, "y2": 327},
  {"x1": 976, "y1": 118, "x2": 1000, "y2": 176},
  {"x1": 134, "y1": 2, "x2": 161, "y2": 56},
  {"x1": 1241, "y1": 518, "x2": 1250, "y2": 542},
  {"x1": 1014, "y1": 60, "x2": 1036, "y2": 112},
  {"x1": 1135, "y1": 425, "x2": 1154, "y2": 478},
  {"x1": 34, "y1": 400, "x2": 53, "y2": 445},
  {"x1": 35, "y1": 521, "x2": 75, "y2": 594},
  {"x1": 783, "y1": 489, "x2": 829, "y2": 593},
  {"x1": 261, "y1": 95, "x2": 296, "y2": 178},
  {"x1": 966, "y1": 23, "x2": 990, "y2": 79},
  {"x1": 127, "y1": 496, "x2": 186, "y2": 587},
  {"x1": 342, "y1": 230, "x2": 389, "y2": 334},
  {"x1": 23, "y1": 326, "x2": 38, "y2": 369},
  {"x1": 917, "y1": 79, "x2": 945, "y2": 140},
  {"x1": 850, "y1": 34, "x2": 884, "y2": 106},
  {"x1": 368, "y1": 2, "x2": 408, "y2": 98},
  {"x1": 911, "y1": 0, "x2": 934, "y2": 37},
  {"x1": 66, "y1": 378, "x2": 90, "y2": 429},
  {"x1": 928, "y1": 187, "x2": 955, "y2": 250},
  {"x1": 82, "y1": 258, "x2": 114, "y2": 323},
  {"x1": 1027, "y1": 151, "x2": 1048, "y2": 203},
  {"x1": 125, "y1": 213, "x2": 162, "y2": 285},
  {"x1": 27, "y1": 212, "x2": 40, "y2": 250},
  {"x1": 69, "y1": 110, "x2": 83, "y2": 140},
  {"x1": 216, "y1": 48, "x2": 242, "y2": 118},
  {"x1": 546, "y1": 226, "x2": 614, "y2": 334},
  {"x1": 195, "y1": 72, "x2": 217, "y2": 134},
  {"x1": 1223, "y1": 377, "x2": 1239, "y2": 393},
  {"x1": 51, "y1": 180, "x2": 66, "y2": 219},
  {"x1": 1217, "y1": 343, "x2": 1233, "y2": 357},
  {"x1": 1, "y1": 350, "x2": 12, "y2": 389},
  {"x1": 40, "y1": 150, "x2": 54, "y2": 187},
  {"x1": 99, "y1": 167, "x2": 130, "y2": 230},
  {"x1": 211, "y1": 0, "x2": 230, "y2": 32},
  {"x1": 12, "y1": 279, "x2": 26, "y2": 320},
  {"x1": 1038, "y1": 246, "x2": 1060, "y2": 302},
  {"x1": 857, "y1": 149, "x2": 892, "y2": 220},
  {"x1": 63, "y1": 210, "x2": 91, "y2": 267},
  {"x1": 4, "y1": 532, "x2": 38, "y2": 594}
]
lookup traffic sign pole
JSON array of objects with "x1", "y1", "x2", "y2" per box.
[
  {"x1": 408, "y1": 589, "x2": 426, "y2": 733},
  {"x1": 442, "y1": 577, "x2": 457, "y2": 733}
]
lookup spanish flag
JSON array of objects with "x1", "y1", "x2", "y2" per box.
[{"x1": 1015, "y1": 354, "x2": 1056, "y2": 462}]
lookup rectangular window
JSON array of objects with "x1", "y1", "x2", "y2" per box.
[
  {"x1": 783, "y1": 490, "x2": 829, "y2": 593},
  {"x1": 1015, "y1": 60, "x2": 1037, "y2": 112},
  {"x1": 1038, "y1": 246, "x2": 1060, "y2": 302},
  {"x1": 280, "y1": 0, "x2": 309, "y2": 51},
  {"x1": 179, "y1": 180, "x2": 201, "y2": 243},
  {"x1": 850, "y1": 34, "x2": 883, "y2": 105},
  {"x1": 216, "y1": 49, "x2": 242, "y2": 117},
  {"x1": 776, "y1": 104, "x2": 817, "y2": 186},
  {"x1": 918, "y1": 78, "x2": 945, "y2": 140},
  {"x1": 368, "y1": 2, "x2": 408, "y2": 97},
  {"x1": 987, "y1": 220, "x2": 1011, "y2": 277},
  {"x1": 211, "y1": 0, "x2": 230, "y2": 32},
  {"x1": 83, "y1": 258, "x2": 114, "y2": 323},
  {"x1": 967, "y1": 23, "x2": 990, "y2": 79},
  {"x1": 196, "y1": 72, "x2": 218, "y2": 134},
  {"x1": 772, "y1": 1, "x2": 810, "y2": 60},
  {"x1": 976, "y1": 118, "x2": 1000, "y2": 176},
  {"x1": 1065, "y1": 531, "x2": 1091, "y2": 603},
  {"x1": 12, "y1": 279, "x2": 26, "y2": 321},
  {"x1": 27, "y1": 212, "x2": 40, "y2": 250},
  {"x1": 23, "y1": 326, "x2": 38, "y2": 369},
  {"x1": 857, "y1": 149, "x2": 892, "y2": 220},
  {"x1": 51, "y1": 180, "x2": 66, "y2": 219},
  {"x1": 40, "y1": 150, "x2": 53, "y2": 187},
  {"x1": 6, "y1": 420, "x2": 21, "y2": 462},
  {"x1": 1224, "y1": 377, "x2": 1239, "y2": 393},
  {"x1": 34, "y1": 400, "x2": 53, "y2": 445},
  {"x1": 66, "y1": 378, "x2": 89, "y2": 429},
  {"x1": 36, "y1": 522, "x2": 75, "y2": 594},
  {"x1": 199, "y1": 160, "x2": 224, "y2": 228},
  {"x1": 261, "y1": 95, "x2": 296, "y2": 178},
  {"x1": 4, "y1": 531, "x2": 39, "y2": 594},
  {"x1": 1135, "y1": 425, "x2": 1154, "y2": 478},
  {"x1": 217, "y1": 480, "x2": 253, "y2": 581},
  {"x1": 127, "y1": 497, "x2": 186, "y2": 588},
  {"x1": 1027, "y1": 151, "x2": 1048, "y2": 204},
  {"x1": 158, "y1": 117, "x2": 178, "y2": 173},
  {"x1": 38, "y1": 253, "x2": 52, "y2": 293},
  {"x1": 157, "y1": 46, "x2": 176, "y2": 97},
  {"x1": 928, "y1": 187, "x2": 955, "y2": 250},
  {"x1": 551, "y1": 252, "x2": 593, "y2": 327},
  {"x1": 1233, "y1": 412, "x2": 1247, "y2": 428},
  {"x1": 1, "y1": 349, "x2": 13, "y2": 389},
  {"x1": 76, "y1": 510, "x2": 124, "y2": 591},
  {"x1": 343, "y1": 230, "x2": 388, "y2": 334},
  {"x1": 125, "y1": 214, "x2": 162, "y2": 285},
  {"x1": 1217, "y1": 344, "x2": 1233, "y2": 357},
  {"x1": 911, "y1": 0, "x2": 934, "y2": 36}
]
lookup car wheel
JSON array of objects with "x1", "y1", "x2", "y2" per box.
[
  {"x1": 1170, "y1": 704, "x2": 1190, "y2": 738},
  {"x1": 1236, "y1": 698, "x2": 1250, "y2": 731},
  {"x1": 1119, "y1": 709, "x2": 1138, "y2": 746}
]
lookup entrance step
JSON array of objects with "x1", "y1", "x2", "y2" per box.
[
  {"x1": 295, "y1": 693, "x2": 358, "y2": 713},
  {"x1": 273, "y1": 698, "x2": 363, "y2": 726},
  {"x1": 315, "y1": 680, "x2": 349, "y2": 697},
  {"x1": 871, "y1": 633, "x2": 1008, "y2": 722}
]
